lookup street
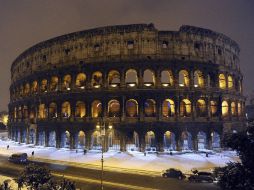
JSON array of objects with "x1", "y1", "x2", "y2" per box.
[{"x1": 0, "y1": 154, "x2": 220, "y2": 190}]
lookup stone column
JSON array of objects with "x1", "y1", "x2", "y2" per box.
[
  {"x1": 120, "y1": 133, "x2": 126, "y2": 152},
  {"x1": 56, "y1": 130, "x2": 61, "y2": 149},
  {"x1": 121, "y1": 96, "x2": 126, "y2": 121},
  {"x1": 176, "y1": 134, "x2": 182, "y2": 151},
  {"x1": 138, "y1": 69, "x2": 144, "y2": 88},
  {"x1": 45, "y1": 130, "x2": 49, "y2": 147}
]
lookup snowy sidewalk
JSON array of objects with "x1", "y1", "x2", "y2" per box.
[{"x1": 0, "y1": 139, "x2": 240, "y2": 174}]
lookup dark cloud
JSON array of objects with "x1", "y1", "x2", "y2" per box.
[{"x1": 0, "y1": 0, "x2": 254, "y2": 110}]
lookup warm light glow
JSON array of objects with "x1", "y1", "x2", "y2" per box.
[
  {"x1": 162, "y1": 83, "x2": 169, "y2": 87},
  {"x1": 144, "y1": 83, "x2": 152, "y2": 87},
  {"x1": 96, "y1": 125, "x2": 100, "y2": 129},
  {"x1": 194, "y1": 84, "x2": 198, "y2": 87},
  {"x1": 94, "y1": 84, "x2": 101, "y2": 88},
  {"x1": 67, "y1": 87, "x2": 71, "y2": 91},
  {"x1": 110, "y1": 84, "x2": 118, "y2": 87},
  {"x1": 80, "y1": 86, "x2": 85, "y2": 89},
  {"x1": 108, "y1": 125, "x2": 113, "y2": 129},
  {"x1": 179, "y1": 83, "x2": 184, "y2": 87},
  {"x1": 128, "y1": 83, "x2": 136, "y2": 87},
  {"x1": 3, "y1": 116, "x2": 8, "y2": 125}
]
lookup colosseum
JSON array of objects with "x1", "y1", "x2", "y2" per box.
[{"x1": 8, "y1": 23, "x2": 245, "y2": 152}]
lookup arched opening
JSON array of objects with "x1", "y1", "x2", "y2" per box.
[
  {"x1": 228, "y1": 75, "x2": 233, "y2": 89},
  {"x1": 61, "y1": 131, "x2": 70, "y2": 148},
  {"x1": 222, "y1": 101, "x2": 229, "y2": 117},
  {"x1": 49, "y1": 103, "x2": 57, "y2": 118},
  {"x1": 231, "y1": 102, "x2": 236, "y2": 116},
  {"x1": 179, "y1": 70, "x2": 189, "y2": 87},
  {"x1": 50, "y1": 76, "x2": 59, "y2": 91},
  {"x1": 92, "y1": 71, "x2": 103, "y2": 88},
  {"x1": 21, "y1": 130, "x2": 26, "y2": 143},
  {"x1": 144, "y1": 99, "x2": 156, "y2": 117},
  {"x1": 125, "y1": 69, "x2": 138, "y2": 87},
  {"x1": 75, "y1": 73, "x2": 86, "y2": 89},
  {"x1": 145, "y1": 131, "x2": 156, "y2": 149},
  {"x1": 29, "y1": 129, "x2": 36, "y2": 144},
  {"x1": 61, "y1": 101, "x2": 71, "y2": 118},
  {"x1": 238, "y1": 102, "x2": 242, "y2": 116},
  {"x1": 126, "y1": 99, "x2": 138, "y2": 117},
  {"x1": 40, "y1": 79, "x2": 48, "y2": 92},
  {"x1": 181, "y1": 131, "x2": 192, "y2": 150},
  {"x1": 219, "y1": 74, "x2": 226, "y2": 89},
  {"x1": 163, "y1": 131, "x2": 176, "y2": 151},
  {"x1": 126, "y1": 131, "x2": 139, "y2": 151},
  {"x1": 29, "y1": 106, "x2": 36, "y2": 120},
  {"x1": 38, "y1": 104, "x2": 47, "y2": 119},
  {"x1": 180, "y1": 99, "x2": 191, "y2": 117},
  {"x1": 162, "y1": 99, "x2": 175, "y2": 117},
  {"x1": 91, "y1": 100, "x2": 102, "y2": 118},
  {"x1": 161, "y1": 70, "x2": 174, "y2": 87},
  {"x1": 108, "y1": 130, "x2": 120, "y2": 151},
  {"x1": 143, "y1": 69, "x2": 155, "y2": 87},
  {"x1": 197, "y1": 131, "x2": 207, "y2": 150},
  {"x1": 196, "y1": 99, "x2": 206, "y2": 117},
  {"x1": 211, "y1": 132, "x2": 220, "y2": 149},
  {"x1": 62, "y1": 74, "x2": 71, "y2": 91},
  {"x1": 91, "y1": 131, "x2": 101, "y2": 150},
  {"x1": 31, "y1": 81, "x2": 38, "y2": 94},
  {"x1": 108, "y1": 70, "x2": 120, "y2": 87},
  {"x1": 210, "y1": 101, "x2": 218, "y2": 117},
  {"x1": 24, "y1": 83, "x2": 30, "y2": 95},
  {"x1": 48, "y1": 131, "x2": 56, "y2": 147},
  {"x1": 38, "y1": 131, "x2": 45, "y2": 146},
  {"x1": 23, "y1": 105, "x2": 28, "y2": 119},
  {"x1": 75, "y1": 101, "x2": 86, "y2": 118},
  {"x1": 194, "y1": 70, "x2": 205, "y2": 88},
  {"x1": 108, "y1": 100, "x2": 120, "y2": 117},
  {"x1": 76, "y1": 131, "x2": 85, "y2": 149}
]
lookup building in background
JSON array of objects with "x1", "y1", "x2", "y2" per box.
[{"x1": 8, "y1": 24, "x2": 245, "y2": 152}]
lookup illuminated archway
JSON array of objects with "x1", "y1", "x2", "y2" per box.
[
  {"x1": 162, "y1": 99, "x2": 175, "y2": 117},
  {"x1": 219, "y1": 74, "x2": 226, "y2": 89},
  {"x1": 76, "y1": 73, "x2": 86, "y2": 89},
  {"x1": 108, "y1": 100, "x2": 120, "y2": 117},
  {"x1": 161, "y1": 70, "x2": 174, "y2": 87},
  {"x1": 231, "y1": 102, "x2": 236, "y2": 116},
  {"x1": 91, "y1": 131, "x2": 101, "y2": 150},
  {"x1": 210, "y1": 101, "x2": 218, "y2": 117},
  {"x1": 194, "y1": 70, "x2": 204, "y2": 88},
  {"x1": 125, "y1": 69, "x2": 138, "y2": 87},
  {"x1": 75, "y1": 101, "x2": 86, "y2": 118},
  {"x1": 179, "y1": 70, "x2": 189, "y2": 87},
  {"x1": 211, "y1": 132, "x2": 220, "y2": 149},
  {"x1": 144, "y1": 99, "x2": 156, "y2": 117},
  {"x1": 24, "y1": 83, "x2": 30, "y2": 95},
  {"x1": 61, "y1": 131, "x2": 70, "y2": 148},
  {"x1": 143, "y1": 69, "x2": 155, "y2": 86},
  {"x1": 126, "y1": 99, "x2": 138, "y2": 117},
  {"x1": 180, "y1": 99, "x2": 191, "y2": 117},
  {"x1": 196, "y1": 99, "x2": 206, "y2": 117},
  {"x1": 163, "y1": 131, "x2": 176, "y2": 151},
  {"x1": 40, "y1": 79, "x2": 48, "y2": 92},
  {"x1": 92, "y1": 71, "x2": 102, "y2": 88},
  {"x1": 76, "y1": 131, "x2": 85, "y2": 149},
  {"x1": 50, "y1": 76, "x2": 59, "y2": 91},
  {"x1": 61, "y1": 101, "x2": 71, "y2": 118},
  {"x1": 238, "y1": 102, "x2": 242, "y2": 116},
  {"x1": 31, "y1": 81, "x2": 38, "y2": 94},
  {"x1": 49, "y1": 103, "x2": 57, "y2": 118},
  {"x1": 38, "y1": 104, "x2": 47, "y2": 119},
  {"x1": 91, "y1": 100, "x2": 102, "y2": 118},
  {"x1": 197, "y1": 131, "x2": 207, "y2": 150},
  {"x1": 181, "y1": 131, "x2": 192, "y2": 150},
  {"x1": 108, "y1": 70, "x2": 120, "y2": 87},
  {"x1": 145, "y1": 131, "x2": 156, "y2": 148},
  {"x1": 62, "y1": 74, "x2": 71, "y2": 91},
  {"x1": 228, "y1": 75, "x2": 233, "y2": 89},
  {"x1": 222, "y1": 101, "x2": 229, "y2": 117}
]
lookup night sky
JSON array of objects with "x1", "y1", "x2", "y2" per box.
[{"x1": 0, "y1": 0, "x2": 254, "y2": 111}]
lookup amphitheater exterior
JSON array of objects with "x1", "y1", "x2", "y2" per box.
[{"x1": 8, "y1": 24, "x2": 246, "y2": 152}]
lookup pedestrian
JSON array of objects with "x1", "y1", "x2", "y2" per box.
[
  {"x1": 144, "y1": 152, "x2": 146, "y2": 156},
  {"x1": 206, "y1": 152, "x2": 208, "y2": 157},
  {"x1": 32, "y1": 151, "x2": 34, "y2": 156},
  {"x1": 169, "y1": 151, "x2": 173, "y2": 156},
  {"x1": 83, "y1": 149, "x2": 87, "y2": 155},
  {"x1": 7, "y1": 145, "x2": 9, "y2": 150}
]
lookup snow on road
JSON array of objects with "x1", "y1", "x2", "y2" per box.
[{"x1": 0, "y1": 138, "x2": 239, "y2": 173}]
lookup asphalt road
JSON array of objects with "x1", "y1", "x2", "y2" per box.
[{"x1": 0, "y1": 155, "x2": 220, "y2": 190}]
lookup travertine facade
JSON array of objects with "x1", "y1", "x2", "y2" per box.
[{"x1": 8, "y1": 24, "x2": 245, "y2": 152}]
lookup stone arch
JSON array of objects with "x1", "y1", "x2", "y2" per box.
[
  {"x1": 21, "y1": 130, "x2": 26, "y2": 143},
  {"x1": 29, "y1": 128, "x2": 36, "y2": 144},
  {"x1": 108, "y1": 130, "x2": 120, "y2": 151},
  {"x1": 62, "y1": 101, "x2": 71, "y2": 118},
  {"x1": 126, "y1": 131, "x2": 139, "y2": 151},
  {"x1": 61, "y1": 131, "x2": 70, "y2": 148},
  {"x1": 219, "y1": 74, "x2": 226, "y2": 89},
  {"x1": 76, "y1": 73, "x2": 86, "y2": 89},
  {"x1": 196, "y1": 99, "x2": 206, "y2": 117},
  {"x1": 31, "y1": 81, "x2": 38, "y2": 93},
  {"x1": 50, "y1": 76, "x2": 59, "y2": 91},
  {"x1": 40, "y1": 79, "x2": 48, "y2": 92},
  {"x1": 75, "y1": 101, "x2": 86, "y2": 118},
  {"x1": 49, "y1": 102, "x2": 57, "y2": 118},
  {"x1": 91, "y1": 131, "x2": 101, "y2": 150},
  {"x1": 91, "y1": 100, "x2": 102, "y2": 118},
  {"x1": 75, "y1": 131, "x2": 86, "y2": 149},
  {"x1": 180, "y1": 99, "x2": 191, "y2": 117},
  {"x1": 38, "y1": 104, "x2": 47, "y2": 119},
  {"x1": 238, "y1": 102, "x2": 242, "y2": 116},
  {"x1": 228, "y1": 75, "x2": 233, "y2": 89},
  {"x1": 125, "y1": 69, "x2": 138, "y2": 87},
  {"x1": 181, "y1": 131, "x2": 192, "y2": 150},
  {"x1": 163, "y1": 131, "x2": 176, "y2": 151},
  {"x1": 162, "y1": 99, "x2": 175, "y2": 117},
  {"x1": 24, "y1": 83, "x2": 30, "y2": 95},
  {"x1": 197, "y1": 131, "x2": 207, "y2": 150},
  {"x1": 145, "y1": 131, "x2": 156, "y2": 149},
  {"x1": 161, "y1": 70, "x2": 174, "y2": 87},
  {"x1": 144, "y1": 99, "x2": 156, "y2": 117},
  {"x1": 210, "y1": 100, "x2": 218, "y2": 117},
  {"x1": 179, "y1": 70, "x2": 190, "y2": 87},
  {"x1": 126, "y1": 99, "x2": 138, "y2": 117},
  {"x1": 108, "y1": 99, "x2": 120, "y2": 117},
  {"x1": 222, "y1": 100, "x2": 229, "y2": 117},
  {"x1": 231, "y1": 102, "x2": 236, "y2": 116},
  {"x1": 194, "y1": 70, "x2": 205, "y2": 88},
  {"x1": 143, "y1": 69, "x2": 155, "y2": 86},
  {"x1": 211, "y1": 132, "x2": 220, "y2": 149},
  {"x1": 48, "y1": 131, "x2": 56, "y2": 147},
  {"x1": 108, "y1": 70, "x2": 120, "y2": 87},
  {"x1": 62, "y1": 74, "x2": 71, "y2": 91},
  {"x1": 92, "y1": 71, "x2": 103, "y2": 88},
  {"x1": 38, "y1": 131, "x2": 45, "y2": 146}
]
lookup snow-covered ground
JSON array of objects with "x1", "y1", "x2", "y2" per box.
[{"x1": 0, "y1": 139, "x2": 240, "y2": 174}]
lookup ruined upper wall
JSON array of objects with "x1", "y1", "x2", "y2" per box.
[{"x1": 11, "y1": 23, "x2": 240, "y2": 83}]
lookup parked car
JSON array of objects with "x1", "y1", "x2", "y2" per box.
[
  {"x1": 162, "y1": 168, "x2": 186, "y2": 180},
  {"x1": 188, "y1": 171, "x2": 214, "y2": 183},
  {"x1": 145, "y1": 147, "x2": 157, "y2": 154},
  {"x1": 8, "y1": 153, "x2": 28, "y2": 164}
]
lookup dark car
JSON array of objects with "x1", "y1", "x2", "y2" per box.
[
  {"x1": 188, "y1": 171, "x2": 214, "y2": 183},
  {"x1": 8, "y1": 153, "x2": 28, "y2": 164},
  {"x1": 162, "y1": 168, "x2": 186, "y2": 180}
]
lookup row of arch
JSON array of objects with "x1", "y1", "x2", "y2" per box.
[
  {"x1": 12, "y1": 129, "x2": 221, "y2": 151},
  {"x1": 11, "y1": 69, "x2": 241, "y2": 99},
  {"x1": 11, "y1": 99, "x2": 243, "y2": 121}
]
